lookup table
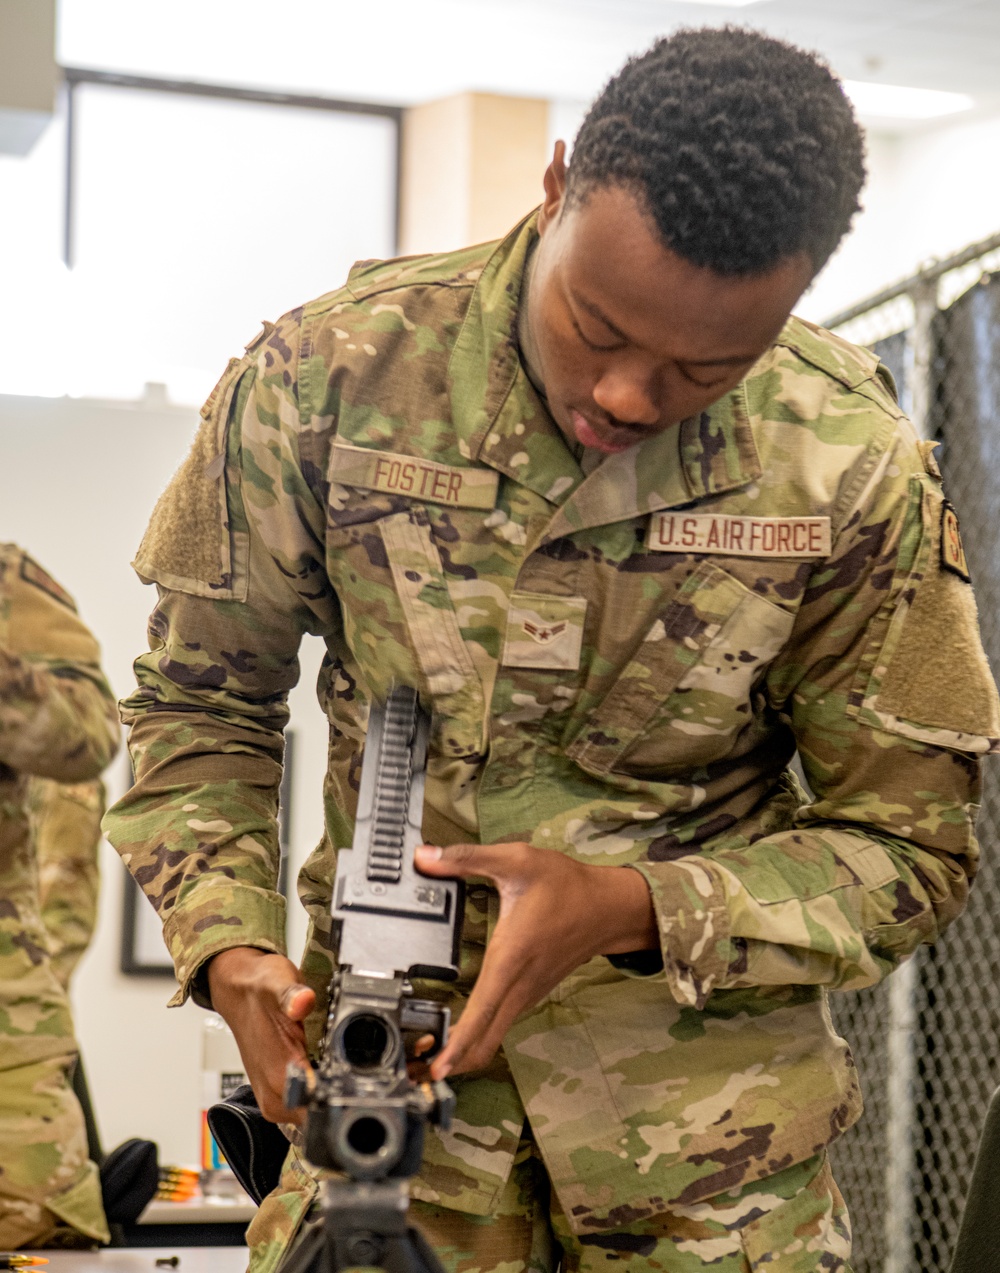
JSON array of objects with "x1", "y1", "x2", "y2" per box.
[
  {"x1": 41, "y1": 1250, "x2": 247, "y2": 1272},
  {"x1": 121, "y1": 1194, "x2": 255, "y2": 1247},
  {"x1": 137, "y1": 1199, "x2": 256, "y2": 1226}
]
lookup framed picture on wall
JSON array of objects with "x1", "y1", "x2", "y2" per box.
[
  {"x1": 119, "y1": 870, "x2": 175, "y2": 976},
  {"x1": 120, "y1": 731, "x2": 297, "y2": 976}
]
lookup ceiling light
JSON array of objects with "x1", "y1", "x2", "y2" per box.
[
  {"x1": 843, "y1": 80, "x2": 973, "y2": 120},
  {"x1": 673, "y1": 1, "x2": 771, "y2": 5}
]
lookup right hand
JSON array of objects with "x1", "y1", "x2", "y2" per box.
[{"x1": 206, "y1": 947, "x2": 315, "y2": 1125}]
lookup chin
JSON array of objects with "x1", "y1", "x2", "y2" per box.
[{"x1": 551, "y1": 408, "x2": 577, "y2": 445}]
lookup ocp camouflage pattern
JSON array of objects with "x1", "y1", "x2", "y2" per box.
[
  {"x1": 409, "y1": 1131, "x2": 851, "y2": 1272},
  {"x1": 29, "y1": 777, "x2": 104, "y2": 991},
  {"x1": 0, "y1": 544, "x2": 117, "y2": 1248},
  {"x1": 106, "y1": 212, "x2": 999, "y2": 1268}
]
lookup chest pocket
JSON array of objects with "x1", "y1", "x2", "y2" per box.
[
  {"x1": 379, "y1": 509, "x2": 486, "y2": 757},
  {"x1": 566, "y1": 559, "x2": 794, "y2": 778}
]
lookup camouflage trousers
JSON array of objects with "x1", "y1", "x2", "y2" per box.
[
  {"x1": 0, "y1": 822, "x2": 108, "y2": 1248},
  {"x1": 410, "y1": 1134, "x2": 852, "y2": 1273},
  {"x1": 253, "y1": 1131, "x2": 852, "y2": 1272}
]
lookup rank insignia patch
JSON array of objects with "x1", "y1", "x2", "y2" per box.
[
  {"x1": 941, "y1": 502, "x2": 971, "y2": 581},
  {"x1": 503, "y1": 594, "x2": 587, "y2": 670},
  {"x1": 523, "y1": 619, "x2": 568, "y2": 646}
]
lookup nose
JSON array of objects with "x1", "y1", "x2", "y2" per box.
[{"x1": 591, "y1": 367, "x2": 660, "y2": 428}]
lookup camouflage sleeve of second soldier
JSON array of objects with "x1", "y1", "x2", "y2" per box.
[
  {"x1": 103, "y1": 322, "x2": 339, "y2": 1006},
  {"x1": 630, "y1": 424, "x2": 1000, "y2": 1009},
  {"x1": 31, "y1": 776, "x2": 105, "y2": 989},
  {"x1": 0, "y1": 549, "x2": 119, "y2": 782}
]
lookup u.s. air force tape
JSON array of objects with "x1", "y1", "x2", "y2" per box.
[
  {"x1": 647, "y1": 512, "x2": 832, "y2": 558},
  {"x1": 330, "y1": 441, "x2": 499, "y2": 509}
]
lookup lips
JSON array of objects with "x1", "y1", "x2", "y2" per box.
[{"x1": 570, "y1": 409, "x2": 643, "y2": 455}]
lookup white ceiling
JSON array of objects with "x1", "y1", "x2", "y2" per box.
[
  {"x1": 57, "y1": 0, "x2": 1000, "y2": 124},
  {"x1": 533, "y1": 0, "x2": 1000, "y2": 95}
]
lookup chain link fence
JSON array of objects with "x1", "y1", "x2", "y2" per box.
[{"x1": 823, "y1": 231, "x2": 1000, "y2": 1272}]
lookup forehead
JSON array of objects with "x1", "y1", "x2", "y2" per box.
[{"x1": 554, "y1": 185, "x2": 811, "y2": 360}]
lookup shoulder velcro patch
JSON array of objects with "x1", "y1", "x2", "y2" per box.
[
  {"x1": 132, "y1": 358, "x2": 250, "y2": 601},
  {"x1": 19, "y1": 554, "x2": 77, "y2": 611},
  {"x1": 851, "y1": 482, "x2": 999, "y2": 752}
]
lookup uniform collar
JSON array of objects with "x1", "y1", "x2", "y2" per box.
[
  {"x1": 448, "y1": 212, "x2": 762, "y2": 528},
  {"x1": 448, "y1": 211, "x2": 585, "y2": 507},
  {"x1": 541, "y1": 385, "x2": 761, "y2": 541}
]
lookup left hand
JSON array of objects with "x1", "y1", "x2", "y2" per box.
[{"x1": 414, "y1": 841, "x2": 658, "y2": 1079}]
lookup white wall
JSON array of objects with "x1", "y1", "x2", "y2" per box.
[
  {"x1": 0, "y1": 391, "x2": 330, "y2": 1165},
  {"x1": 798, "y1": 112, "x2": 1000, "y2": 325},
  {"x1": 546, "y1": 98, "x2": 1000, "y2": 331},
  {"x1": 0, "y1": 85, "x2": 396, "y2": 405}
]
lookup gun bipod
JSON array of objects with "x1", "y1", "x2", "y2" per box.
[{"x1": 280, "y1": 1178, "x2": 447, "y2": 1273}]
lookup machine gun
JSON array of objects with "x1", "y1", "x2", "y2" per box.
[{"x1": 279, "y1": 685, "x2": 463, "y2": 1273}]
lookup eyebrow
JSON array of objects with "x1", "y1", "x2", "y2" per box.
[{"x1": 572, "y1": 292, "x2": 758, "y2": 366}]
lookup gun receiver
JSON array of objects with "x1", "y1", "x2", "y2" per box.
[{"x1": 283, "y1": 685, "x2": 462, "y2": 1263}]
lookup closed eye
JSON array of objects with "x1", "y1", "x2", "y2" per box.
[
  {"x1": 569, "y1": 311, "x2": 624, "y2": 353},
  {"x1": 677, "y1": 366, "x2": 730, "y2": 388},
  {"x1": 677, "y1": 360, "x2": 752, "y2": 389}
]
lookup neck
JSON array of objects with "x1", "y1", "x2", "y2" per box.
[
  {"x1": 516, "y1": 245, "x2": 547, "y2": 399},
  {"x1": 516, "y1": 242, "x2": 589, "y2": 466}
]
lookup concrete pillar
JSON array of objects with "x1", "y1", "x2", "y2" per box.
[
  {"x1": 0, "y1": 0, "x2": 57, "y2": 155},
  {"x1": 400, "y1": 92, "x2": 549, "y2": 257}
]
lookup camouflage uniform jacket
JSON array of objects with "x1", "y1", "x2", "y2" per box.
[
  {"x1": 107, "y1": 213, "x2": 999, "y2": 1240},
  {"x1": 29, "y1": 776, "x2": 105, "y2": 991},
  {"x1": 0, "y1": 544, "x2": 118, "y2": 1247}
]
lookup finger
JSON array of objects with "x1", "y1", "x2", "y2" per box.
[
  {"x1": 432, "y1": 917, "x2": 585, "y2": 1079},
  {"x1": 431, "y1": 990, "x2": 513, "y2": 1079},
  {"x1": 412, "y1": 1032, "x2": 436, "y2": 1057},
  {"x1": 415, "y1": 842, "x2": 520, "y2": 881},
  {"x1": 431, "y1": 943, "x2": 533, "y2": 1077},
  {"x1": 259, "y1": 1087, "x2": 306, "y2": 1128}
]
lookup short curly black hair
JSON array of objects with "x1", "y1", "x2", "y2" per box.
[{"x1": 566, "y1": 27, "x2": 866, "y2": 276}]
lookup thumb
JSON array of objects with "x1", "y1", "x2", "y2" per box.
[
  {"x1": 415, "y1": 842, "x2": 488, "y2": 878},
  {"x1": 281, "y1": 984, "x2": 315, "y2": 1022},
  {"x1": 415, "y1": 844, "x2": 446, "y2": 872},
  {"x1": 412, "y1": 840, "x2": 506, "y2": 880},
  {"x1": 269, "y1": 962, "x2": 315, "y2": 1021}
]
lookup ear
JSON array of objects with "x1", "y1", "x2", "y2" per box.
[{"x1": 538, "y1": 140, "x2": 567, "y2": 235}]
